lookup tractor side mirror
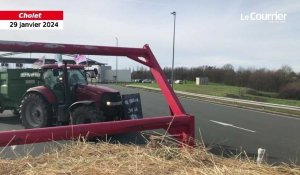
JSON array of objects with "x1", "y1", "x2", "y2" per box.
[
  {"x1": 53, "y1": 69, "x2": 59, "y2": 77},
  {"x1": 94, "y1": 68, "x2": 98, "y2": 75}
]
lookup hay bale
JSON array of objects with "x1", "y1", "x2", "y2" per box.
[{"x1": 0, "y1": 140, "x2": 299, "y2": 175}]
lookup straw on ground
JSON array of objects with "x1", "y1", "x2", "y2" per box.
[{"x1": 0, "y1": 138, "x2": 299, "y2": 175}]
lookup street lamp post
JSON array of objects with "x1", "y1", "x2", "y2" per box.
[
  {"x1": 115, "y1": 37, "x2": 118, "y2": 82},
  {"x1": 171, "y1": 11, "x2": 176, "y2": 88}
]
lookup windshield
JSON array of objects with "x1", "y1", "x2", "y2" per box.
[
  {"x1": 68, "y1": 69, "x2": 87, "y2": 86},
  {"x1": 43, "y1": 68, "x2": 87, "y2": 89}
]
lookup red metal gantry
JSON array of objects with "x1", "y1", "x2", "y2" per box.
[{"x1": 0, "y1": 40, "x2": 195, "y2": 147}]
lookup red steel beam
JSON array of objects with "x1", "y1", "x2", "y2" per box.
[
  {"x1": 0, "y1": 40, "x2": 195, "y2": 146},
  {"x1": 145, "y1": 45, "x2": 186, "y2": 115},
  {"x1": 0, "y1": 40, "x2": 148, "y2": 57},
  {"x1": 0, "y1": 115, "x2": 194, "y2": 147}
]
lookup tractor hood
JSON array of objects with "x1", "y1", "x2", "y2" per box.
[
  {"x1": 75, "y1": 84, "x2": 121, "y2": 105},
  {"x1": 82, "y1": 84, "x2": 119, "y2": 94}
]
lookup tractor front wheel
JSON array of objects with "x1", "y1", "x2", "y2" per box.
[
  {"x1": 71, "y1": 106, "x2": 105, "y2": 125},
  {"x1": 20, "y1": 93, "x2": 51, "y2": 129}
]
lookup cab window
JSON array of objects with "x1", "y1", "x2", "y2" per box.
[
  {"x1": 43, "y1": 69, "x2": 63, "y2": 89},
  {"x1": 68, "y1": 69, "x2": 87, "y2": 86}
]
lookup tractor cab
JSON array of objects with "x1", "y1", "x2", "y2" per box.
[{"x1": 41, "y1": 64, "x2": 88, "y2": 103}]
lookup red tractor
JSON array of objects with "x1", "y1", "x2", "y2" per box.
[{"x1": 20, "y1": 63, "x2": 125, "y2": 129}]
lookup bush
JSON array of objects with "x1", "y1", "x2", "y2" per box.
[
  {"x1": 248, "y1": 70, "x2": 278, "y2": 92},
  {"x1": 279, "y1": 82, "x2": 300, "y2": 100}
]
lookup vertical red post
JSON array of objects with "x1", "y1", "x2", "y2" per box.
[
  {"x1": 143, "y1": 45, "x2": 195, "y2": 144},
  {"x1": 144, "y1": 45, "x2": 185, "y2": 116}
]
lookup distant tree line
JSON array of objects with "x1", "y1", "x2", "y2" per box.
[{"x1": 131, "y1": 64, "x2": 300, "y2": 100}]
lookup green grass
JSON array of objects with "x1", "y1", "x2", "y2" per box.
[{"x1": 131, "y1": 81, "x2": 300, "y2": 107}]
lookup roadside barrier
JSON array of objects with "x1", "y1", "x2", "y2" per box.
[{"x1": 127, "y1": 85, "x2": 300, "y2": 117}]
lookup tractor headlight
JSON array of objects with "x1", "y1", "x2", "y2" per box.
[{"x1": 106, "y1": 101, "x2": 122, "y2": 106}]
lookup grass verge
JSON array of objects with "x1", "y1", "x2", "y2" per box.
[{"x1": 128, "y1": 82, "x2": 300, "y2": 107}]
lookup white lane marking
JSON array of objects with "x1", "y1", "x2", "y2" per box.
[{"x1": 210, "y1": 120, "x2": 256, "y2": 133}]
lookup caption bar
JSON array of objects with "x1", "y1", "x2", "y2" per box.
[{"x1": 0, "y1": 11, "x2": 63, "y2": 30}]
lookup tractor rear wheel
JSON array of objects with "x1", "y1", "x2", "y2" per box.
[
  {"x1": 71, "y1": 106, "x2": 105, "y2": 125},
  {"x1": 20, "y1": 93, "x2": 51, "y2": 129}
]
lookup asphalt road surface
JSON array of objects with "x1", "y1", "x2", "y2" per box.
[{"x1": 0, "y1": 84, "x2": 300, "y2": 165}]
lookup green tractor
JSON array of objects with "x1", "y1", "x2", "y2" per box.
[{"x1": 0, "y1": 62, "x2": 135, "y2": 129}]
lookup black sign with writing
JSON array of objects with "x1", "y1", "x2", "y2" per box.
[{"x1": 122, "y1": 93, "x2": 143, "y2": 119}]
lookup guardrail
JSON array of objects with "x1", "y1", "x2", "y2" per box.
[{"x1": 127, "y1": 85, "x2": 300, "y2": 117}]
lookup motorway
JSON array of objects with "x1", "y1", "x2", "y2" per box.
[{"x1": 0, "y1": 84, "x2": 300, "y2": 165}]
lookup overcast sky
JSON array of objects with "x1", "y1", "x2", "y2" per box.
[{"x1": 1, "y1": 0, "x2": 300, "y2": 71}]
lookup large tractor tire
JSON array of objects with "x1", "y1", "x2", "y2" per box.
[
  {"x1": 71, "y1": 106, "x2": 105, "y2": 125},
  {"x1": 20, "y1": 93, "x2": 51, "y2": 129}
]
